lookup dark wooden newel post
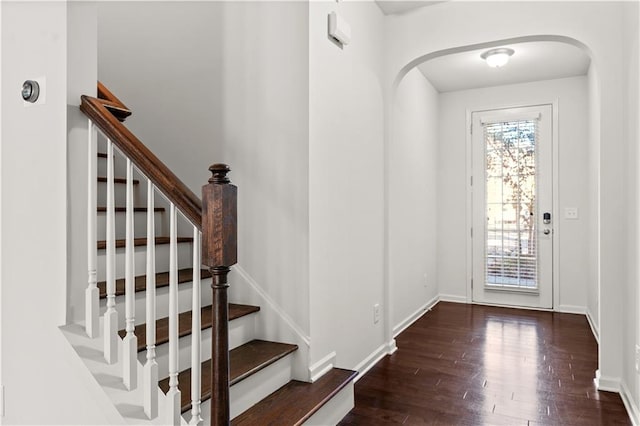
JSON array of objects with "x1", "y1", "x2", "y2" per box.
[{"x1": 202, "y1": 164, "x2": 237, "y2": 426}]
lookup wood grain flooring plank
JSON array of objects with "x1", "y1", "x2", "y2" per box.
[{"x1": 339, "y1": 302, "x2": 631, "y2": 425}]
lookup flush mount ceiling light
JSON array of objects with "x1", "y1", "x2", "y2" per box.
[{"x1": 481, "y1": 48, "x2": 515, "y2": 68}]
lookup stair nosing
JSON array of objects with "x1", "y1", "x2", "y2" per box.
[
  {"x1": 97, "y1": 267, "x2": 211, "y2": 299},
  {"x1": 116, "y1": 303, "x2": 261, "y2": 351},
  {"x1": 158, "y1": 339, "x2": 299, "y2": 414},
  {"x1": 97, "y1": 236, "x2": 193, "y2": 250},
  {"x1": 230, "y1": 368, "x2": 358, "y2": 426},
  {"x1": 97, "y1": 206, "x2": 165, "y2": 213},
  {"x1": 230, "y1": 340, "x2": 298, "y2": 387},
  {"x1": 97, "y1": 176, "x2": 140, "y2": 185}
]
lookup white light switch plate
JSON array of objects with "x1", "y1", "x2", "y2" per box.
[{"x1": 564, "y1": 207, "x2": 578, "y2": 219}]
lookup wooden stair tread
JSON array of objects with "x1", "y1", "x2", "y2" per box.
[
  {"x1": 97, "y1": 176, "x2": 140, "y2": 185},
  {"x1": 158, "y1": 340, "x2": 298, "y2": 413},
  {"x1": 231, "y1": 368, "x2": 357, "y2": 426},
  {"x1": 97, "y1": 236, "x2": 193, "y2": 250},
  {"x1": 98, "y1": 268, "x2": 211, "y2": 299},
  {"x1": 97, "y1": 206, "x2": 165, "y2": 213},
  {"x1": 117, "y1": 303, "x2": 261, "y2": 351}
]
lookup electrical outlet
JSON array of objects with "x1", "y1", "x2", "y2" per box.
[
  {"x1": 373, "y1": 304, "x2": 380, "y2": 324},
  {"x1": 564, "y1": 207, "x2": 579, "y2": 220}
]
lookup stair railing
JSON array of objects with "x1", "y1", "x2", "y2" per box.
[{"x1": 81, "y1": 82, "x2": 236, "y2": 425}]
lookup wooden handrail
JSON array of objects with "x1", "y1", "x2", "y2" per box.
[
  {"x1": 97, "y1": 81, "x2": 133, "y2": 122},
  {"x1": 80, "y1": 94, "x2": 203, "y2": 228}
]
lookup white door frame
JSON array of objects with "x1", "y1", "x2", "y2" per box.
[{"x1": 465, "y1": 99, "x2": 560, "y2": 309}]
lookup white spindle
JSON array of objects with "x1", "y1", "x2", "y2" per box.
[
  {"x1": 189, "y1": 228, "x2": 202, "y2": 425},
  {"x1": 104, "y1": 139, "x2": 118, "y2": 364},
  {"x1": 85, "y1": 119, "x2": 99, "y2": 338},
  {"x1": 144, "y1": 181, "x2": 158, "y2": 419},
  {"x1": 123, "y1": 159, "x2": 137, "y2": 389},
  {"x1": 167, "y1": 204, "x2": 181, "y2": 425}
]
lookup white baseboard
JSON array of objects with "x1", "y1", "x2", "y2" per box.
[
  {"x1": 594, "y1": 369, "x2": 621, "y2": 392},
  {"x1": 353, "y1": 343, "x2": 389, "y2": 383},
  {"x1": 393, "y1": 294, "x2": 439, "y2": 338},
  {"x1": 586, "y1": 309, "x2": 600, "y2": 344},
  {"x1": 439, "y1": 294, "x2": 467, "y2": 303},
  {"x1": 386, "y1": 339, "x2": 398, "y2": 355},
  {"x1": 309, "y1": 351, "x2": 336, "y2": 383},
  {"x1": 620, "y1": 381, "x2": 640, "y2": 426},
  {"x1": 555, "y1": 304, "x2": 586, "y2": 315}
]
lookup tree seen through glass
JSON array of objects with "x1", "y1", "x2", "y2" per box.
[{"x1": 484, "y1": 120, "x2": 538, "y2": 288}]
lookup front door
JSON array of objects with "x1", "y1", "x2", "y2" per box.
[{"x1": 471, "y1": 105, "x2": 553, "y2": 309}]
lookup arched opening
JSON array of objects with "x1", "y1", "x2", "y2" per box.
[{"x1": 385, "y1": 34, "x2": 600, "y2": 361}]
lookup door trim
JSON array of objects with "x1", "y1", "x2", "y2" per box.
[{"x1": 465, "y1": 99, "x2": 560, "y2": 309}]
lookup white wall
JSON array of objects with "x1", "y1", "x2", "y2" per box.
[
  {"x1": 308, "y1": 0, "x2": 387, "y2": 372},
  {"x1": 1, "y1": 2, "x2": 107, "y2": 424},
  {"x1": 622, "y1": 0, "x2": 640, "y2": 414},
  {"x1": 67, "y1": 2, "x2": 97, "y2": 325},
  {"x1": 98, "y1": 2, "x2": 221, "y2": 195},
  {"x1": 386, "y1": 0, "x2": 627, "y2": 391},
  {"x1": 390, "y1": 68, "x2": 439, "y2": 333},
  {"x1": 587, "y1": 64, "x2": 600, "y2": 334},
  {"x1": 438, "y1": 76, "x2": 590, "y2": 312}
]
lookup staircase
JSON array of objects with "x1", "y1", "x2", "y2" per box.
[{"x1": 60, "y1": 83, "x2": 356, "y2": 425}]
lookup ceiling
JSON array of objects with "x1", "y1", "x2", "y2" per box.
[
  {"x1": 417, "y1": 41, "x2": 591, "y2": 93},
  {"x1": 375, "y1": 1, "x2": 445, "y2": 15}
]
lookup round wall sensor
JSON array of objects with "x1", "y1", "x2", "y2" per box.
[{"x1": 22, "y1": 80, "x2": 40, "y2": 103}]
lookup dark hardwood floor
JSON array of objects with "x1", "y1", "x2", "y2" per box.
[{"x1": 340, "y1": 302, "x2": 630, "y2": 425}]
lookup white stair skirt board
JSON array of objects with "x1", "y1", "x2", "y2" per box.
[
  {"x1": 60, "y1": 321, "x2": 187, "y2": 425},
  {"x1": 97, "y1": 209, "x2": 164, "y2": 240},
  {"x1": 303, "y1": 380, "x2": 355, "y2": 426},
  {"x1": 151, "y1": 311, "x2": 257, "y2": 380},
  {"x1": 99, "y1": 277, "x2": 213, "y2": 327},
  {"x1": 96, "y1": 241, "x2": 192, "y2": 282},
  {"x1": 200, "y1": 354, "x2": 294, "y2": 422}
]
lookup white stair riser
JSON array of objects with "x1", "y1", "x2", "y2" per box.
[
  {"x1": 199, "y1": 354, "x2": 294, "y2": 423},
  {"x1": 97, "y1": 153, "x2": 128, "y2": 177},
  {"x1": 99, "y1": 277, "x2": 213, "y2": 327},
  {"x1": 303, "y1": 381, "x2": 354, "y2": 426},
  {"x1": 148, "y1": 313, "x2": 257, "y2": 380},
  {"x1": 97, "y1": 181, "x2": 139, "y2": 207},
  {"x1": 96, "y1": 241, "x2": 192, "y2": 282},
  {"x1": 97, "y1": 210, "x2": 164, "y2": 240}
]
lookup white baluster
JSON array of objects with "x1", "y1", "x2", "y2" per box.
[
  {"x1": 104, "y1": 139, "x2": 118, "y2": 364},
  {"x1": 167, "y1": 204, "x2": 181, "y2": 425},
  {"x1": 190, "y1": 227, "x2": 202, "y2": 425},
  {"x1": 85, "y1": 119, "x2": 99, "y2": 338},
  {"x1": 144, "y1": 181, "x2": 158, "y2": 419},
  {"x1": 123, "y1": 159, "x2": 137, "y2": 390}
]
